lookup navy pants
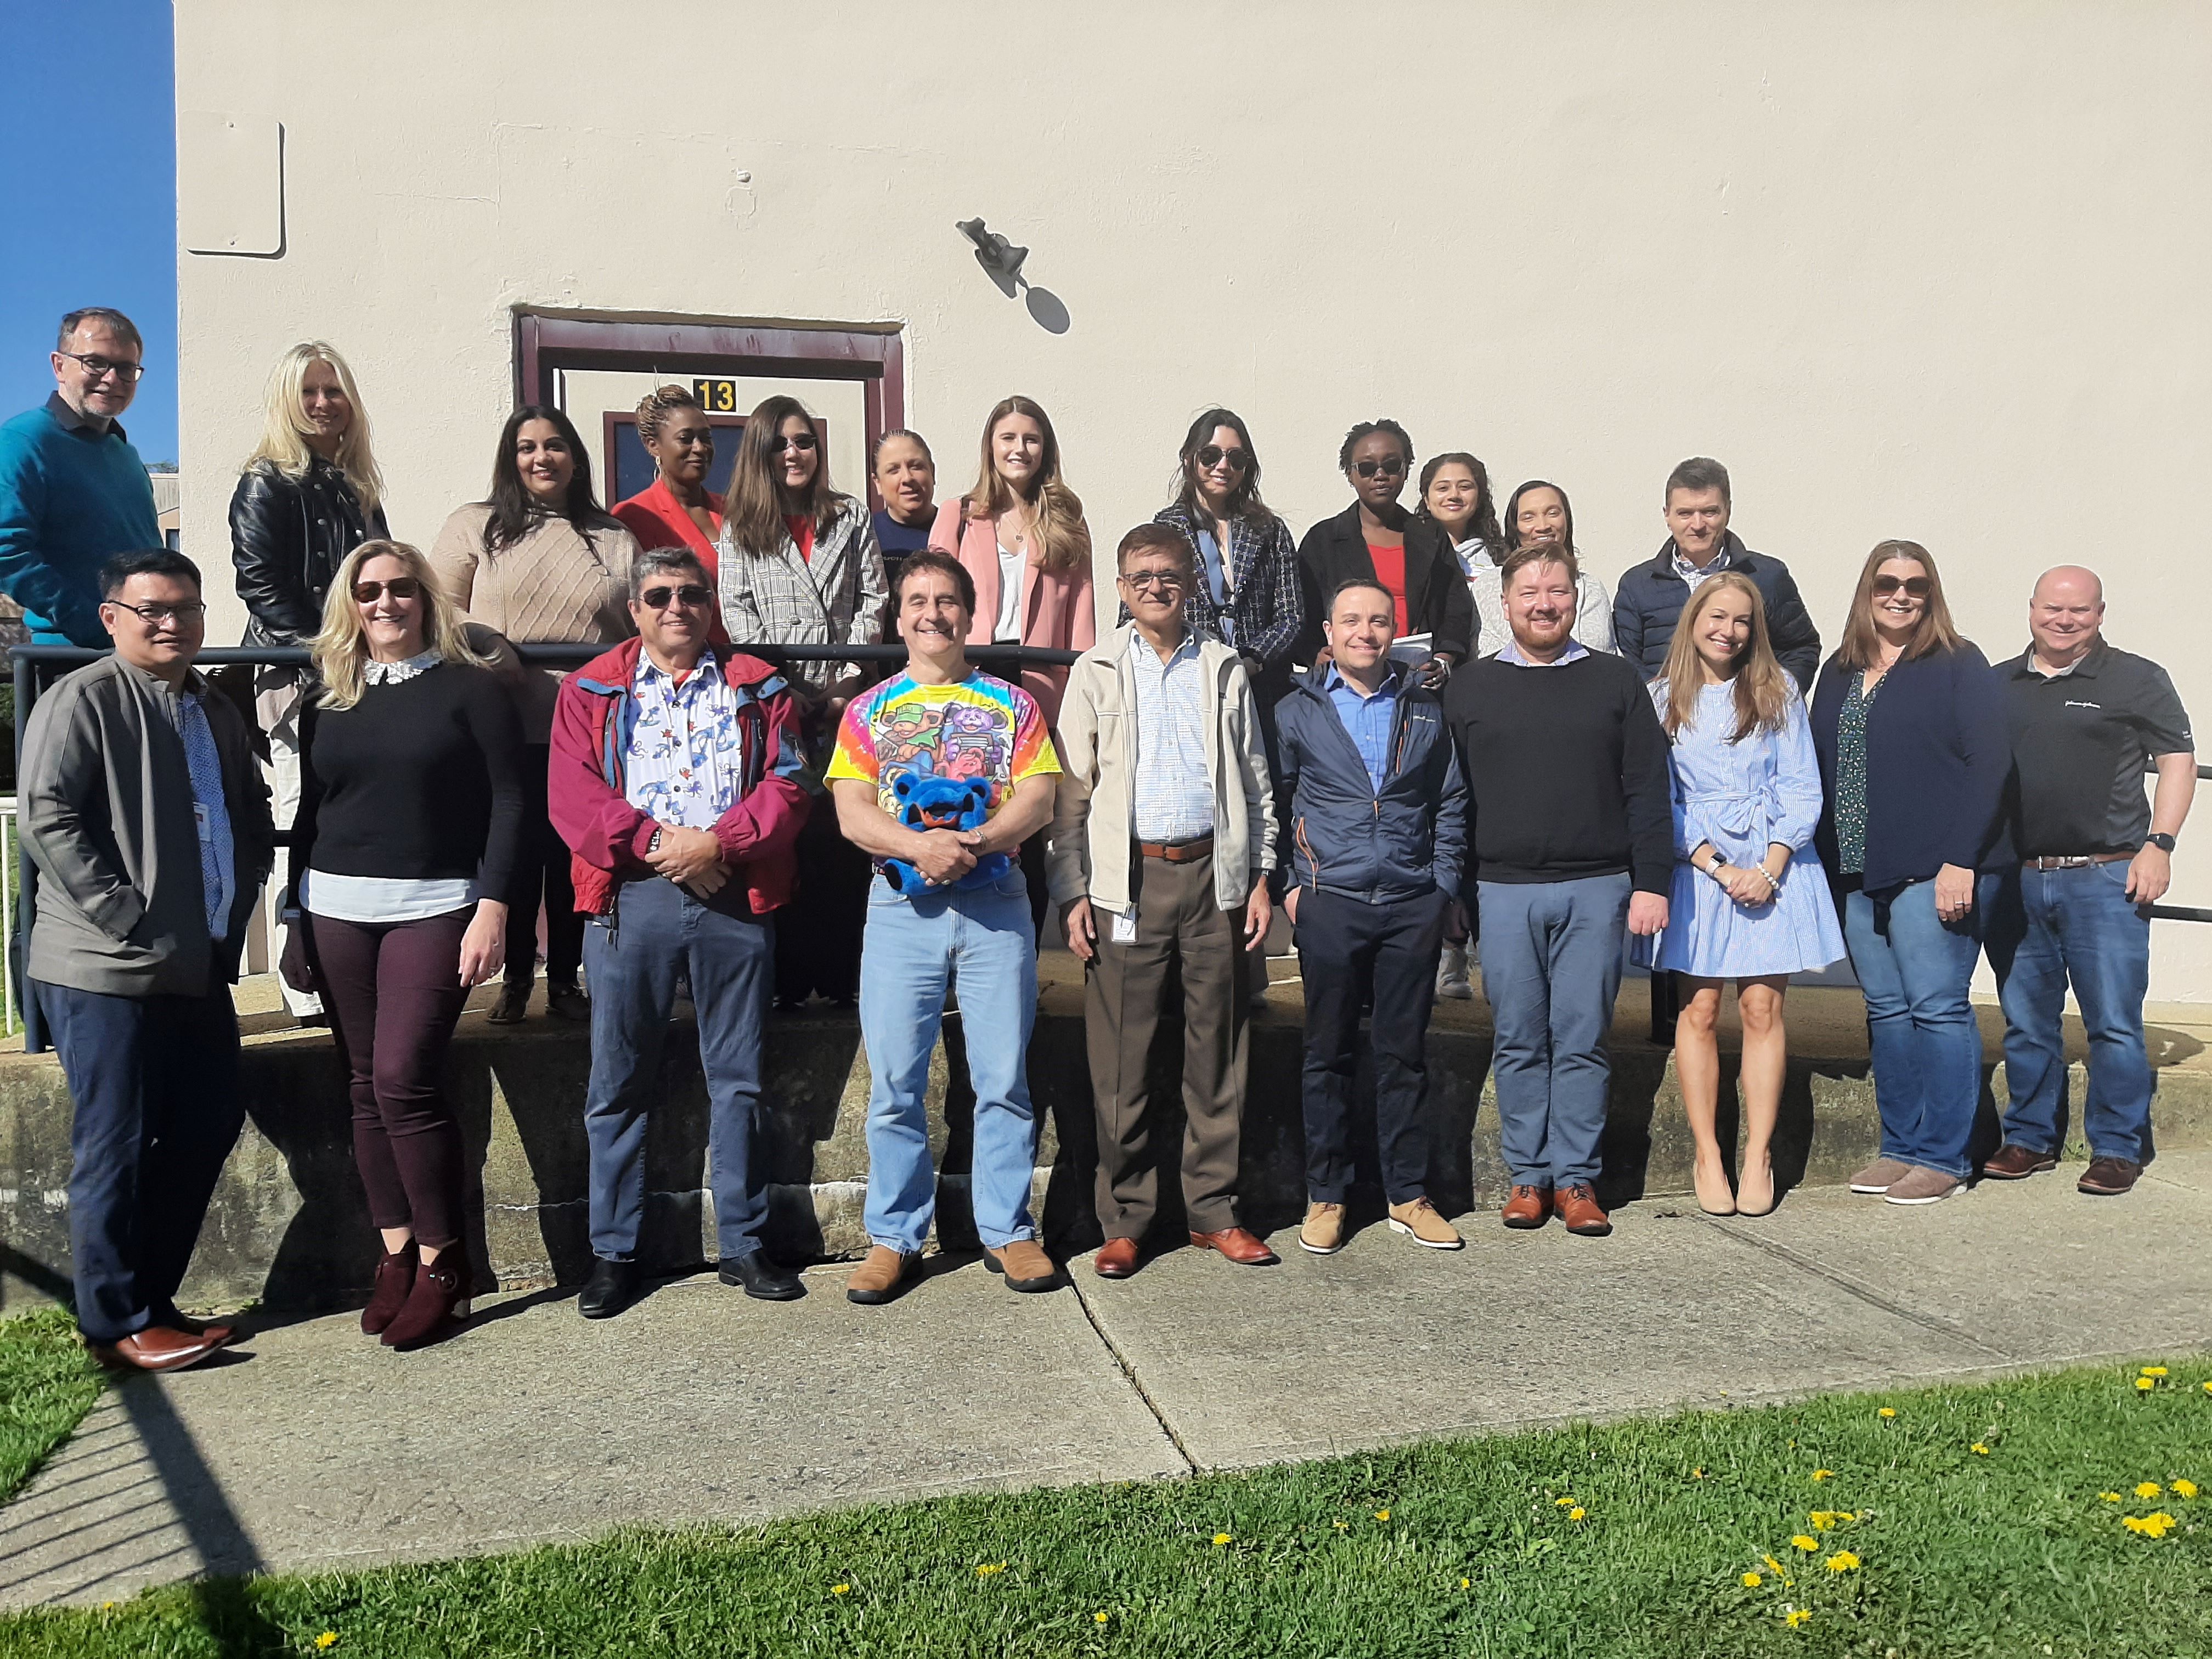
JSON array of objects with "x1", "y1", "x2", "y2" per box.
[
  {"x1": 38, "y1": 980, "x2": 242, "y2": 1345},
  {"x1": 582, "y1": 877, "x2": 775, "y2": 1263}
]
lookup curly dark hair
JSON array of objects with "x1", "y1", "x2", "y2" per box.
[{"x1": 1336, "y1": 419, "x2": 1414, "y2": 473}]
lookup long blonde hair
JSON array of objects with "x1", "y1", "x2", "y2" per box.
[
  {"x1": 1834, "y1": 539, "x2": 1964, "y2": 670},
  {"x1": 242, "y1": 341, "x2": 383, "y2": 511},
  {"x1": 966, "y1": 396, "x2": 1090, "y2": 573},
  {"x1": 1660, "y1": 571, "x2": 1793, "y2": 742},
  {"x1": 312, "y1": 539, "x2": 489, "y2": 710}
]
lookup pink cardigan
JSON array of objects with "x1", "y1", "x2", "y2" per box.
[{"x1": 929, "y1": 498, "x2": 1094, "y2": 721}]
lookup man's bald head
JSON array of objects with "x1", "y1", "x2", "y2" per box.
[{"x1": 2029, "y1": 565, "x2": 2106, "y2": 669}]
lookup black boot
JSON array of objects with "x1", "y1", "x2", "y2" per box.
[
  {"x1": 578, "y1": 1257, "x2": 642, "y2": 1319},
  {"x1": 720, "y1": 1251, "x2": 804, "y2": 1301}
]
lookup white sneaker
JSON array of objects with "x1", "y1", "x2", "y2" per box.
[{"x1": 1436, "y1": 943, "x2": 1473, "y2": 1000}]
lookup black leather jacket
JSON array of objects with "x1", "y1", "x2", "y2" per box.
[{"x1": 229, "y1": 458, "x2": 388, "y2": 646}]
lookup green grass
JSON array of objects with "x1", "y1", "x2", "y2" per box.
[
  {"x1": 4, "y1": 1359, "x2": 2211, "y2": 1656},
  {"x1": 0, "y1": 1307, "x2": 104, "y2": 1504}
]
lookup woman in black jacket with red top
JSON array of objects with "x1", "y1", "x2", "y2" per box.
[{"x1": 1294, "y1": 420, "x2": 1475, "y2": 679}]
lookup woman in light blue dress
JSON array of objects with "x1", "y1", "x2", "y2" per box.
[{"x1": 1635, "y1": 572, "x2": 1846, "y2": 1216}]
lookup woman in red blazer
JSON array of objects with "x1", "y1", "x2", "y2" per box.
[{"x1": 611, "y1": 386, "x2": 728, "y2": 644}]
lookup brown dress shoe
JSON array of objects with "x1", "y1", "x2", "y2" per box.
[
  {"x1": 91, "y1": 1327, "x2": 221, "y2": 1374},
  {"x1": 1555, "y1": 1183, "x2": 1612, "y2": 1237},
  {"x1": 1983, "y1": 1143, "x2": 2058, "y2": 1181},
  {"x1": 1190, "y1": 1226, "x2": 1280, "y2": 1266},
  {"x1": 984, "y1": 1238, "x2": 1060, "y2": 1292},
  {"x1": 1094, "y1": 1237, "x2": 1142, "y2": 1278},
  {"x1": 2078, "y1": 1156, "x2": 2143, "y2": 1196},
  {"x1": 845, "y1": 1245, "x2": 919, "y2": 1305},
  {"x1": 1500, "y1": 1185, "x2": 1552, "y2": 1229}
]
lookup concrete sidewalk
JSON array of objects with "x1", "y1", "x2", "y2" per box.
[{"x1": 6, "y1": 1152, "x2": 2211, "y2": 1609}]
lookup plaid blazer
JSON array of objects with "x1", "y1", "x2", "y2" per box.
[
  {"x1": 716, "y1": 498, "x2": 887, "y2": 685},
  {"x1": 1150, "y1": 501, "x2": 1304, "y2": 670}
]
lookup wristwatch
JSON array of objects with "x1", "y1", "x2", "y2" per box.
[
  {"x1": 647, "y1": 827, "x2": 664, "y2": 855},
  {"x1": 2147, "y1": 833, "x2": 2177, "y2": 853}
]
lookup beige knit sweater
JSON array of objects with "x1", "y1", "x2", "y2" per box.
[{"x1": 428, "y1": 503, "x2": 639, "y2": 741}]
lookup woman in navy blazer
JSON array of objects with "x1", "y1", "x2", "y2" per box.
[{"x1": 1810, "y1": 540, "x2": 2007, "y2": 1206}]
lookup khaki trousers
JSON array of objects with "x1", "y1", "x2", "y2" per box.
[{"x1": 1084, "y1": 848, "x2": 1249, "y2": 1239}]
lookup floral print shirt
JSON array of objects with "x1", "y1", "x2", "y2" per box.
[
  {"x1": 624, "y1": 650, "x2": 744, "y2": 831},
  {"x1": 1833, "y1": 668, "x2": 1883, "y2": 876}
]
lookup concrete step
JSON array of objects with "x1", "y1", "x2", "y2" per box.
[{"x1": 4, "y1": 971, "x2": 2208, "y2": 1314}]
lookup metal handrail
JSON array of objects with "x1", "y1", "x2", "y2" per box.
[{"x1": 6, "y1": 639, "x2": 1082, "y2": 1051}]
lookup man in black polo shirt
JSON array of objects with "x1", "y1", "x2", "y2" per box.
[{"x1": 1979, "y1": 567, "x2": 2194, "y2": 1197}]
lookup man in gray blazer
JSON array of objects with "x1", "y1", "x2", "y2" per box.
[{"x1": 19, "y1": 549, "x2": 273, "y2": 1372}]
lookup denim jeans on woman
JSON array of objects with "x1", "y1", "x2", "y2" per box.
[
  {"x1": 858, "y1": 868, "x2": 1040, "y2": 1252},
  {"x1": 1978, "y1": 862, "x2": 2154, "y2": 1165},
  {"x1": 1841, "y1": 879, "x2": 1984, "y2": 1180}
]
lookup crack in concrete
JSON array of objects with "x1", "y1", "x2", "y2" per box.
[{"x1": 1065, "y1": 1278, "x2": 1201, "y2": 1476}]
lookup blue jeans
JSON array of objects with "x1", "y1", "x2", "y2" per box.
[
  {"x1": 1477, "y1": 873, "x2": 1632, "y2": 1188},
  {"x1": 1841, "y1": 880, "x2": 1984, "y2": 1179},
  {"x1": 858, "y1": 870, "x2": 1040, "y2": 1252},
  {"x1": 582, "y1": 877, "x2": 775, "y2": 1262},
  {"x1": 37, "y1": 980, "x2": 242, "y2": 1345},
  {"x1": 1979, "y1": 862, "x2": 2154, "y2": 1164}
]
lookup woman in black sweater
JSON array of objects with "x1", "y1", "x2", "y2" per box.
[{"x1": 291, "y1": 539, "x2": 522, "y2": 1350}]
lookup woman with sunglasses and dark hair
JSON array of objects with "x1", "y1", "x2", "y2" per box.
[
  {"x1": 430, "y1": 405, "x2": 639, "y2": 1025},
  {"x1": 1152, "y1": 410, "x2": 1304, "y2": 707},
  {"x1": 716, "y1": 394, "x2": 887, "y2": 1007},
  {"x1": 1810, "y1": 540, "x2": 2007, "y2": 1208},
  {"x1": 1490, "y1": 479, "x2": 1616, "y2": 656},
  {"x1": 1294, "y1": 420, "x2": 1472, "y2": 680}
]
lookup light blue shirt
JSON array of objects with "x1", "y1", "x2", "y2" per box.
[
  {"x1": 1325, "y1": 665, "x2": 1401, "y2": 794},
  {"x1": 1495, "y1": 637, "x2": 1592, "y2": 669},
  {"x1": 1130, "y1": 631, "x2": 1214, "y2": 842},
  {"x1": 174, "y1": 692, "x2": 234, "y2": 938}
]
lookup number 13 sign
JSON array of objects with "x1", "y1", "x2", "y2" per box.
[{"x1": 693, "y1": 377, "x2": 741, "y2": 413}]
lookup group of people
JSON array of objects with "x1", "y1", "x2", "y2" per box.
[{"x1": 0, "y1": 309, "x2": 2193, "y2": 1375}]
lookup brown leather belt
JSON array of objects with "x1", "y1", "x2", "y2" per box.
[
  {"x1": 1136, "y1": 834, "x2": 1214, "y2": 864},
  {"x1": 2028, "y1": 852, "x2": 2133, "y2": 870}
]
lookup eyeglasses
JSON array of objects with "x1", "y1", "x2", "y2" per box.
[
  {"x1": 1195, "y1": 445, "x2": 1251, "y2": 473},
  {"x1": 770, "y1": 433, "x2": 819, "y2": 454},
  {"x1": 58, "y1": 351, "x2": 145, "y2": 383},
  {"x1": 352, "y1": 577, "x2": 423, "y2": 603},
  {"x1": 639, "y1": 583, "x2": 714, "y2": 611},
  {"x1": 1353, "y1": 456, "x2": 1407, "y2": 479},
  {"x1": 1871, "y1": 575, "x2": 1932, "y2": 598},
  {"x1": 1121, "y1": 569, "x2": 1185, "y2": 593},
  {"x1": 106, "y1": 599, "x2": 204, "y2": 626}
]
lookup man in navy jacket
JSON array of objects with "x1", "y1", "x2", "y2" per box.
[
  {"x1": 1612, "y1": 458, "x2": 1821, "y2": 691},
  {"x1": 1274, "y1": 578, "x2": 1466, "y2": 1256}
]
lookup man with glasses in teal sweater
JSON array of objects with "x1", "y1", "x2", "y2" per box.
[{"x1": 0, "y1": 308, "x2": 162, "y2": 647}]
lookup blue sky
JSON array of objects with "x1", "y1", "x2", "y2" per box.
[{"x1": 1, "y1": 2, "x2": 177, "y2": 462}]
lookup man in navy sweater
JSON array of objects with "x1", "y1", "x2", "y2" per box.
[
  {"x1": 1445, "y1": 544, "x2": 1674, "y2": 1237},
  {"x1": 0, "y1": 309, "x2": 162, "y2": 647}
]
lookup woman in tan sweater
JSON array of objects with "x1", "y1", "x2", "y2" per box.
[{"x1": 430, "y1": 404, "x2": 639, "y2": 1023}]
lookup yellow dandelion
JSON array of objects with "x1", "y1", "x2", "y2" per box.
[
  {"x1": 2142, "y1": 1367, "x2": 2169, "y2": 1377},
  {"x1": 831, "y1": 1584, "x2": 850, "y2": 1596},
  {"x1": 1785, "y1": 1609, "x2": 1813, "y2": 1628},
  {"x1": 1374, "y1": 1509, "x2": 1390, "y2": 1522},
  {"x1": 2136, "y1": 1376, "x2": 2157, "y2": 1392},
  {"x1": 977, "y1": 1561, "x2": 1007, "y2": 1578},
  {"x1": 1972, "y1": 1443, "x2": 1991, "y2": 1455},
  {"x1": 1568, "y1": 1506, "x2": 1587, "y2": 1521},
  {"x1": 1763, "y1": 1554, "x2": 1787, "y2": 1576},
  {"x1": 2123, "y1": 1511, "x2": 2178, "y2": 1538},
  {"x1": 1213, "y1": 1532, "x2": 1232, "y2": 1547},
  {"x1": 1692, "y1": 1467, "x2": 1705, "y2": 1479},
  {"x1": 1810, "y1": 1469, "x2": 1833, "y2": 1482},
  {"x1": 1332, "y1": 1520, "x2": 1348, "y2": 1532},
  {"x1": 1460, "y1": 1577, "x2": 1471, "y2": 1589},
  {"x1": 1824, "y1": 1550, "x2": 1861, "y2": 1572},
  {"x1": 2137, "y1": 1482, "x2": 2163, "y2": 1499},
  {"x1": 2173, "y1": 1479, "x2": 2199, "y2": 1499},
  {"x1": 2202, "y1": 1381, "x2": 2212, "y2": 1395},
  {"x1": 1791, "y1": 1535, "x2": 1818, "y2": 1551},
  {"x1": 1094, "y1": 1612, "x2": 1109, "y2": 1624},
  {"x1": 1877, "y1": 1407, "x2": 1897, "y2": 1419},
  {"x1": 315, "y1": 1639, "x2": 339, "y2": 1654},
  {"x1": 1742, "y1": 1571, "x2": 1764, "y2": 1588},
  {"x1": 1809, "y1": 1511, "x2": 1834, "y2": 1529},
  {"x1": 1833, "y1": 1511, "x2": 1857, "y2": 1523}
]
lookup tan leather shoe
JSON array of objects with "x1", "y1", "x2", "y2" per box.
[
  {"x1": 845, "y1": 1245, "x2": 919, "y2": 1305},
  {"x1": 1094, "y1": 1237, "x2": 1142, "y2": 1278},
  {"x1": 1386, "y1": 1197, "x2": 1464, "y2": 1250},
  {"x1": 1555, "y1": 1183, "x2": 1613, "y2": 1237},
  {"x1": 90, "y1": 1326, "x2": 221, "y2": 1374},
  {"x1": 984, "y1": 1238, "x2": 1059, "y2": 1292},
  {"x1": 1299, "y1": 1201, "x2": 1347, "y2": 1255},
  {"x1": 1500, "y1": 1185, "x2": 1552, "y2": 1229},
  {"x1": 1190, "y1": 1226, "x2": 1280, "y2": 1266},
  {"x1": 1734, "y1": 1152, "x2": 1777, "y2": 1218}
]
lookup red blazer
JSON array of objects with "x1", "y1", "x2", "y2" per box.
[
  {"x1": 548, "y1": 637, "x2": 810, "y2": 916},
  {"x1": 612, "y1": 478, "x2": 729, "y2": 643},
  {"x1": 930, "y1": 498, "x2": 1094, "y2": 723}
]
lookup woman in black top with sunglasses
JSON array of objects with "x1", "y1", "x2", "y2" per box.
[{"x1": 1294, "y1": 419, "x2": 1474, "y2": 681}]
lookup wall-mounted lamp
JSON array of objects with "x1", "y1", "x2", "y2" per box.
[{"x1": 956, "y1": 217, "x2": 1029, "y2": 292}]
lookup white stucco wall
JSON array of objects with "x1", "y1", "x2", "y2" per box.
[{"x1": 174, "y1": 1, "x2": 2212, "y2": 995}]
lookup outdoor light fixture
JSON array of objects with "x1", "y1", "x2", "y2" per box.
[{"x1": 956, "y1": 217, "x2": 1029, "y2": 286}]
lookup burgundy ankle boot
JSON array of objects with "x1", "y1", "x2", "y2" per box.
[
  {"x1": 362, "y1": 1240, "x2": 419, "y2": 1336},
  {"x1": 381, "y1": 1253, "x2": 465, "y2": 1350}
]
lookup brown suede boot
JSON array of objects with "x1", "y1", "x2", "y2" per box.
[
  {"x1": 983, "y1": 1239, "x2": 1059, "y2": 1292},
  {"x1": 382, "y1": 1254, "x2": 465, "y2": 1350},
  {"x1": 845, "y1": 1246, "x2": 919, "y2": 1305},
  {"x1": 361, "y1": 1240, "x2": 419, "y2": 1336}
]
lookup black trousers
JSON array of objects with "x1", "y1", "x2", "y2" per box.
[
  {"x1": 1293, "y1": 887, "x2": 1448, "y2": 1205},
  {"x1": 507, "y1": 744, "x2": 585, "y2": 989},
  {"x1": 774, "y1": 791, "x2": 871, "y2": 1005}
]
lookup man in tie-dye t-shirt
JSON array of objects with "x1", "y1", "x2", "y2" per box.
[{"x1": 827, "y1": 550, "x2": 1062, "y2": 1305}]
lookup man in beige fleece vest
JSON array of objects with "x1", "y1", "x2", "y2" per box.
[{"x1": 1048, "y1": 523, "x2": 1277, "y2": 1278}]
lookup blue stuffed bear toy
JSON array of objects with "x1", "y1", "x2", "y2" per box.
[{"x1": 879, "y1": 771, "x2": 1010, "y2": 896}]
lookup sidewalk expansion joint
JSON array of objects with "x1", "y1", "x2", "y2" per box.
[
  {"x1": 1689, "y1": 1213, "x2": 2013, "y2": 1361},
  {"x1": 1066, "y1": 1280, "x2": 1201, "y2": 1476}
]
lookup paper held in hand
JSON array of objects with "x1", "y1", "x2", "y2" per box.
[{"x1": 1388, "y1": 631, "x2": 1434, "y2": 669}]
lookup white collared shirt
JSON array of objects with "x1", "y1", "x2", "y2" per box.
[{"x1": 625, "y1": 650, "x2": 745, "y2": 830}]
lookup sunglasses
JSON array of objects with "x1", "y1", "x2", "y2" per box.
[
  {"x1": 1871, "y1": 575, "x2": 1932, "y2": 598},
  {"x1": 639, "y1": 583, "x2": 714, "y2": 611},
  {"x1": 352, "y1": 577, "x2": 422, "y2": 603},
  {"x1": 771, "y1": 433, "x2": 818, "y2": 454},
  {"x1": 1195, "y1": 444, "x2": 1251, "y2": 473},
  {"x1": 1353, "y1": 456, "x2": 1407, "y2": 479}
]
